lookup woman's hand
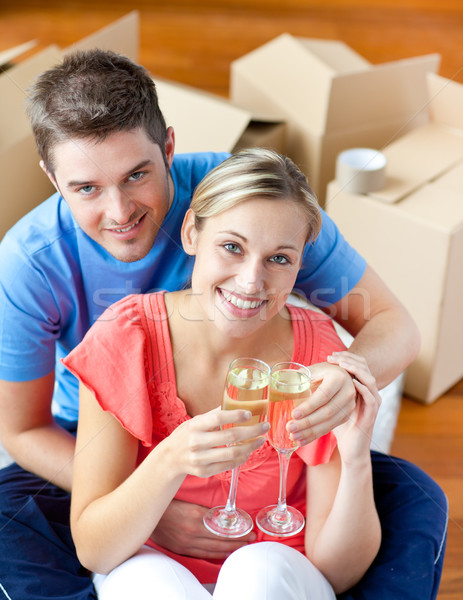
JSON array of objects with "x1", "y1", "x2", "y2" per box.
[
  {"x1": 304, "y1": 353, "x2": 382, "y2": 592},
  {"x1": 286, "y1": 362, "x2": 356, "y2": 445},
  {"x1": 328, "y1": 351, "x2": 382, "y2": 463},
  {"x1": 164, "y1": 406, "x2": 269, "y2": 479}
]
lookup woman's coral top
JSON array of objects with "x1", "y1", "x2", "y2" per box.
[{"x1": 63, "y1": 292, "x2": 346, "y2": 583}]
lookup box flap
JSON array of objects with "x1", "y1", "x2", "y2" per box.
[
  {"x1": 369, "y1": 123, "x2": 463, "y2": 203},
  {"x1": 296, "y1": 38, "x2": 371, "y2": 72},
  {"x1": 230, "y1": 65, "x2": 291, "y2": 121},
  {"x1": 433, "y1": 160, "x2": 463, "y2": 191},
  {"x1": 155, "y1": 77, "x2": 252, "y2": 153},
  {"x1": 66, "y1": 11, "x2": 139, "y2": 60},
  {"x1": 0, "y1": 40, "x2": 38, "y2": 69},
  {"x1": 0, "y1": 45, "x2": 63, "y2": 152},
  {"x1": 428, "y1": 72, "x2": 463, "y2": 131},
  {"x1": 232, "y1": 34, "x2": 344, "y2": 133},
  {"x1": 326, "y1": 54, "x2": 440, "y2": 132},
  {"x1": 226, "y1": 99, "x2": 284, "y2": 125},
  {"x1": 395, "y1": 180, "x2": 463, "y2": 232}
]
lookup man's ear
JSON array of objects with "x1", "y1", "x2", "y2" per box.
[
  {"x1": 164, "y1": 126, "x2": 175, "y2": 169},
  {"x1": 40, "y1": 160, "x2": 59, "y2": 192},
  {"x1": 181, "y1": 209, "x2": 199, "y2": 256}
]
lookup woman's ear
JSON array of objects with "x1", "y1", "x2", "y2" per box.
[{"x1": 181, "y1": 209, "x2": 199, "y2": 256}]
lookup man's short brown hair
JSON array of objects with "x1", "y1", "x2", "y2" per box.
[{"x1": 27, "y1": 49, "x2": 168, "y2": 173}]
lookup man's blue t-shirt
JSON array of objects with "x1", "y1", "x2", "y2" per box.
[{"x1": 0, "y1": 152, "x2": 365, "y2": 422}]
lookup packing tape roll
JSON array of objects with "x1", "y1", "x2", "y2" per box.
[{"x1": 336, "y1": 148, "x2": 387, "y2": 194}]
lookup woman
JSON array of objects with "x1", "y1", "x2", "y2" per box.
[{"x1": 63, "y1": 148, "x2": 381, "y2": 599}]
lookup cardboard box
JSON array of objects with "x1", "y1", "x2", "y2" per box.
[
  {"x1": 155, "y1": 77, "x2": 286, "y2": 154},
  {"x1": 0, "y1": 13, "x2": 139, "y2": 240},
  {"x1": 0, "y1": 40, "x2": 38, "y2": 71},
  {"x1": 231, "y1": 34, "x2": 440, "y2": 205},
  {"x1": 66, "y1": 10, "x2": 139, "y2": 60},
  {"x1": 326, "y1": 73, "x2": 463, "y2": 404},
  {"x1": 0, "y1": 46, "x2": 62, "y2": 239}
]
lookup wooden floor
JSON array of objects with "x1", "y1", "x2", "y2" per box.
[{"x1": 1, "y1": 2, "x2": 462, "y2": 597}]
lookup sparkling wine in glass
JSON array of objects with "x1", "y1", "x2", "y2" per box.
[
  {"x1": 256, "y1": 361, "x2": 311, "y2": 537},
  {"x1": 203, "y1": 357, "x2": 270, "y2": 538}
]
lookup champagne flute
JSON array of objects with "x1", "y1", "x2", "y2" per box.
[
  {"x1": 203, "y1": 357, "x2": 270, "y2": 538},
  {"x1": 256, "y1": 361, "x2": 311, "y2": 537}
]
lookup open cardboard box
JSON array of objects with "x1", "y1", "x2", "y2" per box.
[
  {"x1": 326, "y1": 73, "x2": 463, "y2": 404},
  {"x1": 155, "y1": 76, "x2": 286, "y2": 155},
  {"x1": 230, "y1": 34, "x2": 440, "y2": 205}
]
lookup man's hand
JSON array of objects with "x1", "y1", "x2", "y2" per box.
[
  {"x1": 286, "y1": 362, "x2": 356, "y2": 446},
  {"x1": 150, "y1": 499, "x2": 256, "y2": 559}
]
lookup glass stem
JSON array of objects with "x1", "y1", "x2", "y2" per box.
[
  {"x1": 224, "y1": 466, "x2": 241, "y2": 514},
  {"x1": 276, "y1": 450, "x2": 293, "y2": 514}
]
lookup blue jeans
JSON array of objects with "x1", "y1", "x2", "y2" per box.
[
  {"x1": 338, "y1": 452, "x2": 448, "y2": 600},
  {"x1": 0, "y1": 450, "x2": 447, "y2": 600}
]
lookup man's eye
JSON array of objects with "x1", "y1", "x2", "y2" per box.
[
  {"x1": 78, "y1": 185, "x2": 95, "y2": 195},
  {"x1": 128, "y1": 171, "x2": 144, "y2": 182},
  {"x1": 224, "y1": 243, "x2": 241, "y2": 254},
  {"x1": 270, "y1": 255, "x2": 289, "y2": 264}
]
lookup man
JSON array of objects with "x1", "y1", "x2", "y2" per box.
[{"x1": 0, "y1": 50, "x2": 446, "y2": 599}]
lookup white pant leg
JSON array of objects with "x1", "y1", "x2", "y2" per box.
[
  {"x1": 93, "y1": 547, "x2": 212, "y2": 600},
  {"x1": 213, "y1": 542, "x2": 336, "y2": 600}
]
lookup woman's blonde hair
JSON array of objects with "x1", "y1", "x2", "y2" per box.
[{"x1": 190, "y1": 148, "x2": 322, "y2": 243}]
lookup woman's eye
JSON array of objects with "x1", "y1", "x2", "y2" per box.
[
  {"x1": 270, "y1": 255, "x2": 289, "y2": 264},
  {"x1": 224, "y1": 243, "x2": 241, "y2": 254}
]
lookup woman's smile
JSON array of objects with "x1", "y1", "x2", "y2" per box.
[{"x1": 217, "y1": 287, "x2": 268, "y2": 318}]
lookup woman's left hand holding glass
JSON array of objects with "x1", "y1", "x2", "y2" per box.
[
  {"x1": 286, "y1": 361, "x2": 357, "y2": 445},
  {"x1": 167, "y1": 406, "x2": 268, "y2": 479},
  {"x1": 303, "y1": 353, "x2": 382, "y2": 591}
]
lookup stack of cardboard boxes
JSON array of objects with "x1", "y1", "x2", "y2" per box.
[
  {"x1": 231, "y1": 34, "x2": 463, "y2": 404},
  {"x1": 230, "y1": 34, "x2": 440, "y2": 206}
]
